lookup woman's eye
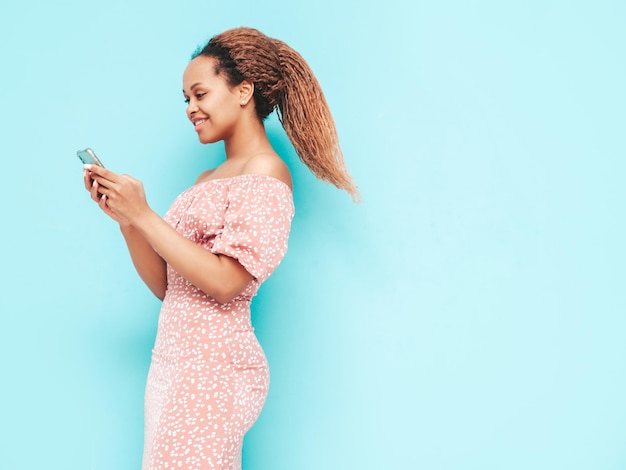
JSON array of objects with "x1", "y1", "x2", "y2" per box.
[{"x1": 183, "y1": 92, "x2": 205, "y2": 104}]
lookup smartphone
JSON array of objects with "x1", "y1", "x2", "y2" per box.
[{"x1": 77, "y1": 148, "x2": 105, "y2": 167}]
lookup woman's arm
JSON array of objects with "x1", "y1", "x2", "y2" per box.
[
  {"x1": 86, "y1": 165, "x2": 253, "y2": 304},
  {"x1": 120, "y1": 224, "x2": 168, "y2": 300},
  {"x1": 127, "y1": 209, "x2": 253, "y2": 304},
  {"x1": 84, "y1": 169, "x2": 168, "y2": 300}
]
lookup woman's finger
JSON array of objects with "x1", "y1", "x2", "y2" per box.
[
  {"x1": 84, "y1": 164, "x2": 120, "y2": 183},
  {"x1": 90, "y1": 173, "x2": 116, "y2": 192},
  {"x1": 90, "y1": 179, "x2": 99, "y2": 201},
  {"x1": 90, "y1": 179, "x2": 111, "y2": 202},
  {"x1": 99, "y1": 194, "x2": 127, "y2": 225},
  {"x1": 83, "y1": 169, "x2": 92, "y2": 191},
  {"x1": 98, "y1": 193, "x2": 107, "y2": 208}
]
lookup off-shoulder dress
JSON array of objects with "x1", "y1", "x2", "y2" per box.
[{"x1": 142, "y1": 174, "x2": 294, "y2": 470}]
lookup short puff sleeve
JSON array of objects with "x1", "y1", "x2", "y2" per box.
[{"x1": 210, "y1": 176, "x2": 294, "y2": 284}]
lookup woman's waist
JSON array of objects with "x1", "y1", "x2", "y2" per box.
[
  {"x1": 161, "y1": 283, "x2": 253, "y2": 312},
  {"x1": 157, "y1": 302, "x2": 254, "y2": 335},
  {"x1": 152, "y1": 328, "x2": 267, "y2": 366}
]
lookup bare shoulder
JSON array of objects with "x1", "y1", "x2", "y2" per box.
[
  {"x1": 194, "y1": 168, "x2": 217, "y2": 185},
  {"x1": 242, "y1": 153, "x2": 292, "y2": 189}
]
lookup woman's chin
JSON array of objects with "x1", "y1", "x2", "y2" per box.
[{"x1": 198, "y1": 134, "x2": 219, "y2": 145}]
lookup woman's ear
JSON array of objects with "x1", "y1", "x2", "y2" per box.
[{"x1": 238, "y1": 80, "x2": 254, "y2": 106}]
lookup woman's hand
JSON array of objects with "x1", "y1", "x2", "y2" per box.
[{"x1": 83, "y1": 165, "x2": 150, "y2": 227}]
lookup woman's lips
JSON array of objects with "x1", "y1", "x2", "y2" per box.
[{"x1": 193, "y1": 119, "x2": 207, "y2": 132}]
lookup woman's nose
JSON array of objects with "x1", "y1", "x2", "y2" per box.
[{"x1": 187, "y1": 101, "x2": 198, "y2": 117}]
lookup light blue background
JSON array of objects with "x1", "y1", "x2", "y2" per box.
[{"x1": 1, "y1": 1, "x2": 624, "y2": 469}]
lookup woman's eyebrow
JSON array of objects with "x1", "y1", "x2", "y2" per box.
[{"x1": 182, "y1": 82, "x2": 203, "y2": 94}]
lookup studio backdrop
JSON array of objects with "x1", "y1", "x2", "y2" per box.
[{"x1": 0, "y1": 1, "x2": 625, "y2": 469}]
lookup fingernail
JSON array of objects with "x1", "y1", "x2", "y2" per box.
[
  {"x1": 92, "y1": 179, "x2": 97, "y2": 187},
  {"x1": 83, "y1": 164, "x2": 92, "y2": 170}
]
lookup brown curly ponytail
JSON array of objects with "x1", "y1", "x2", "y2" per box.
[{"x1": 193, "y1": 27, "x2": 360, "y2": 201}]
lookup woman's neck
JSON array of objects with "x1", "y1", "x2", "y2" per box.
[{"x1": 223, "y1": 118, "x2": 273, "y2": 160}]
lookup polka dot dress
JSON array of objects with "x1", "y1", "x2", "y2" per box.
[{"x1": 142, "y1": 174, "x2": 294, "y2": 470}]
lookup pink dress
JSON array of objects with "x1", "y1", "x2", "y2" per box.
[{"x1": 142, "y1": 174, "x2": 294, "y2": 470}]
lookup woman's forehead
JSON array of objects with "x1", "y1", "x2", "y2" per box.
[{"x1": 183, "y1": 57, "x2": 220, "y2": 87}]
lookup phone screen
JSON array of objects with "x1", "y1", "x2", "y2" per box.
[{"x1": 77, "y1": 148, "x2": 105, "y2": 167}]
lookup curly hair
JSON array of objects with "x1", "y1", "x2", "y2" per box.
[{"x1": 193, "y1": 27, "x2": 360, "y2": 201}]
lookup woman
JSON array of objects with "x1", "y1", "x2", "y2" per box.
[{"x1": 83, "y1": 27, "x2": 358, "y2": 469}]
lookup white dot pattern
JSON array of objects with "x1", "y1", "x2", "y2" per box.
[{"x1": 142, "y1": 174, "x2": 294, "y2": 470}]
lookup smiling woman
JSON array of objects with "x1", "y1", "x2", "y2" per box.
[
  {"x1": 82, "y1": 26, "x2": 358, "y2": 470},
  {"x1": 183, "y1": 57, "x2": 250, "y2": 146}
]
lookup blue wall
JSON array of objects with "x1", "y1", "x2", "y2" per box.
[{"x1": 1, "y1": 1, "x2": 625, "y2": 469}]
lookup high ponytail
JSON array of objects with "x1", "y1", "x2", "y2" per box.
[{"x1": 194, "y1": 27, "x2": 360, "y2": 202}]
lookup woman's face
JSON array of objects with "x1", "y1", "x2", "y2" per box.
[{"x1": 182, "y1": 56, "x2": 243, "y2": 144}]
